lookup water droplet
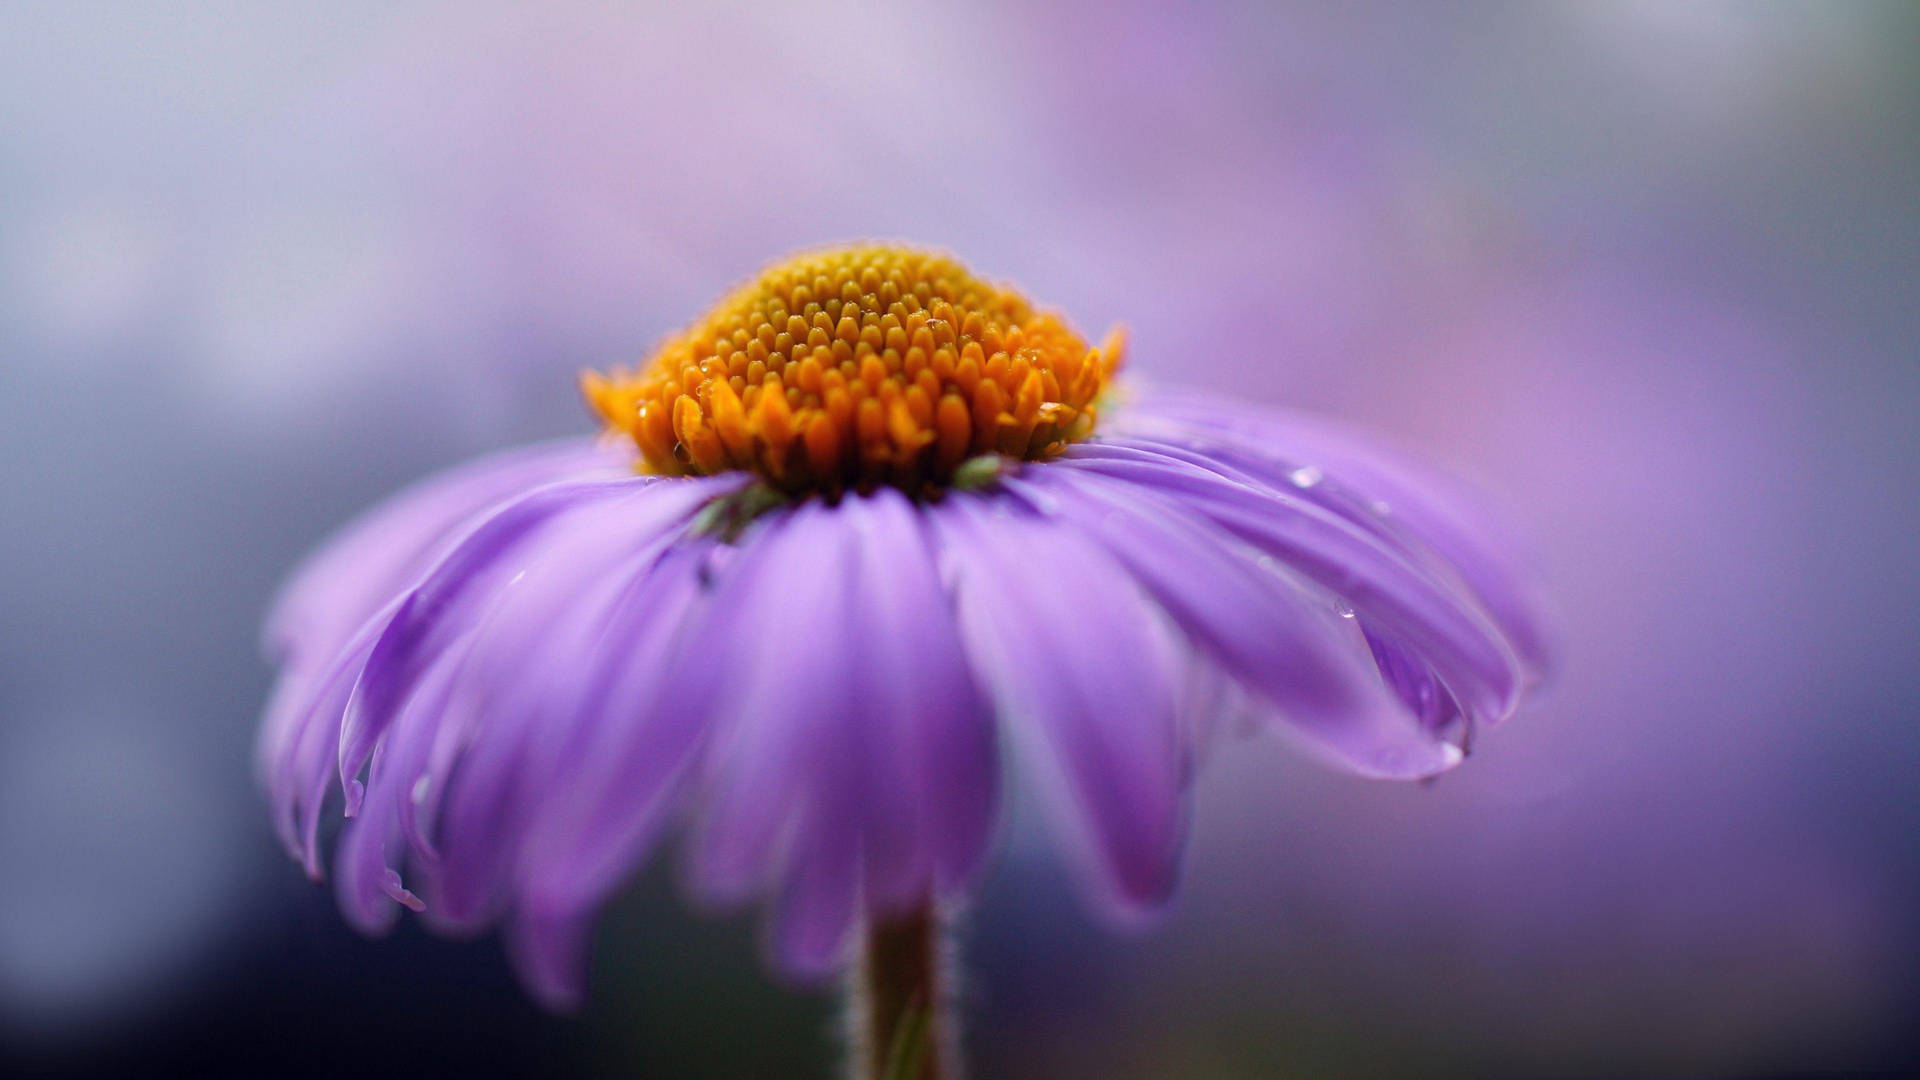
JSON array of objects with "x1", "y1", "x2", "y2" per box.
[
  {"x1": 1368, "y1": 499, "x2": 1391, "y2": 516},
  {"x1": 1024, "y1": 489, "x2": 1061, "y2": 516},
  {"x1": 410, "y1": 775, "x2": 431, "y2": 805},
  {"x1": 1332, "y1": 598, "x2": 1356, "y2": 619},
  {"x1": 1287, "y1": 465, "x2": 1323, "y2": 489}
]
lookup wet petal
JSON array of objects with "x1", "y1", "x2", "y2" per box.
[
  {"x1": 337, "y1": 478, "x2": 641, "y2": 814},
  {"x1": 499, "y1": 541, "x2": 726, "y2": 926},
  {"x1": 1059, "y1": 442, "x2": 1524, "y2": 728},
  {"x1": 420, "y1": 478, "x2": 735, "y2": 925},
  {"x1": 1112, "y1": 391, "x2": 1553, "y2": 681},
  {"x1": 1018, "y1": 468, "x2": 1459, "y2": 779}
]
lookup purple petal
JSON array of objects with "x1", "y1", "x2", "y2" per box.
[
  {"x1": 1015, "y1": 468, "x2": 1459, "y2": 780},
  {"x1": 265, "y1": 437, "x2": 634, "y2": 666},
  {"x1": 337, "y1": 658, "x2": 464, "y2": 932},
  {"x1": 1111, "y1": 390, "x2": 1553, "y2": 681},
  {"x1": 656, "y1": 492, "x2": 996, "y2": 977},
  {"x1": 434, "y1": 528, "x2": 723, "y2": 1011},
  {"x1": 1364, "y1": 624, "x2": 1465, "y2": 736},
  {"x1": 407, "y1": 478, "x2": 734, "y2": 912},
  {"x1": 1058, "y1": 442, "x2": 1524, "y2": 728},
  {"x1": 264, "y1": 459, "x2": 734, "y2": 968},
  {"x1": 336, "y1": 478, "x2": 643, "y2": 814},
  {"x1": 676, "y1": 502, "x2": 857, "y2": 910},
  {"x1": 843, "y1": 489, "x2": 997, "y2": 904},
  {"x1": 277, "y1": 615, "x2": 389, "y2": 876},
  {"x1": 769, "y1": 795, "x2": 862, "y2": 979},
  {"x1": 659, "y1": 502, "x2": 873, "y2": 975},
  {"x1": 498, "y1": 540, "x2": 728, "y2": 927},
  {"x1": 352, "y1": 477, "x2": 731, "y2": 942},
  {"x1": 929, "y1": 492, "x2": 1191, "y2": 915},
  {"x1": 504, "y1": 909, "x2": 594, "y2": 1014},
  {"x1": 259, "y1": 439, "x2": 638, "y2": 878}
]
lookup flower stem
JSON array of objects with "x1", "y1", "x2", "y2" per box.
[{"x1": 848, "y1": 903, "x2": 954, "y2": 1080}]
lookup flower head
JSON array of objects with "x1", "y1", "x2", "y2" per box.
[
  {"x1": 581, "y1": 245, "x2": 1120, "y2": 493},
  {"x1": 259, "y1": 244, "x2": 1549, "y2": 1009}
]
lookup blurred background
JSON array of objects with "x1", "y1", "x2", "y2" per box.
[{"x1": 3, "y1": 2, "x2": 1916, "y2": 1076}]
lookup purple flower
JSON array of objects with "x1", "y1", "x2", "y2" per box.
[{"x1": 258, "y1": 246, "x2": 1548, "y2": 1013}]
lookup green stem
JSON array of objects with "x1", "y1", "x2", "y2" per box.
[{"x1": 848, "y1": 903, "x2": 954, "y2": 1080}]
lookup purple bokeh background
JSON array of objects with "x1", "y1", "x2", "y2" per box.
[{"x1": 3, "y1": 3, "x2": 1916, "y2": 1076}]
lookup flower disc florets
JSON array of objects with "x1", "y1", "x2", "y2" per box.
[{"x1": 583, "y1": 245, "x2": 1123, "y2": 494}]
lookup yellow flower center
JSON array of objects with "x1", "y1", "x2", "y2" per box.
[{"x1": 583, "y1": 244, "x2": 1123, "y2": 494}]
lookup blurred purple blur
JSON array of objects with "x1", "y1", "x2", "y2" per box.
[{"x1": 3, "y1": 3, "x2": 1916, "y2": 1077}]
